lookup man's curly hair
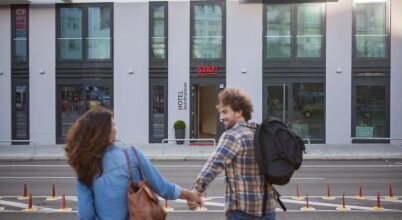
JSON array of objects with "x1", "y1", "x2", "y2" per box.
[{"x1": 216, "y1": 88, "x2": 254, "y2": 121}]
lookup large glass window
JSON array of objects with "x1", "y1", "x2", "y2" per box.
[
  {"x1": 355, "y1": 85, "x2": 386, "y2": 138},
  {"x1": 57, "y1": 4, "x2": 112, "y2": 61},
  {"x1": 297, "y1": 4, "x2": 323, "y2": 58},
  {"x1": 151, "y1": 85, "x2": 166, "y2": 141},
  {"x1": 59, "y1": 7, "x2": 82, "y2": 60},
  {"x1": 151, "y1": 4, "x2": 166, "y2": 60},
  {"x1": 59, "y1": 85, "x2": 112, "y2": 138},
  {"x1": 265, "y1": 3, "x2": 324, "y2": 60},
  {"x1": 266, "y1": 5, "x2": 291, "y2": 58},
  {"x1": 355, "y1": 1, "x2": 387, "y2": 58},
  {"x1": 266, "y1": 82, "x2": 325, "y2": 143},
  {"x1": 12, "y1": 6, "x2": 28, "y2": 63},
  {"x1": 13, "y1": 84, "x2": 29, "y2": 140},
  {"x1": 192, "y1": 4, "x2": 223, "y2": 59},
  {"x1": 88, "y1": 6, "x2": 111, "y2": 60}
]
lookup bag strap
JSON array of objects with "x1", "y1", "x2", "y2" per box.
[
  {"x1": 123, "y1": 149, "x2": 133, "y2": 181},
  {"x1": 130, "y1": 146, "x2": 144, "y2": 180}
]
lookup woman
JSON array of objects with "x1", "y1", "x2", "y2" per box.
[{"x1": 65, "y1": 107, "x2": 201, "y2": 219}]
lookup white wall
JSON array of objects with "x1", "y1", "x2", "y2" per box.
[
  {"x1": 0, "y1": 6, "x2": 11, "y2": 143},
  {"x1": 114, "y1": 2, "x2": 149, "y2": 144},
  {"x1": 325, "y1": 0, "x2": 353, "y2": 144},
  {"x1": 390, "y1": 0, "x2": 402, "y2": 144},
  {"x1": 168, "y1": 1, "x2": 190, "y2": 139},
  {"x1": 226, "y1": 1, "x2": 263, "y2": 123},
  {"x1": 29, "y1": 5, "x2": 56, "y2": 144}
]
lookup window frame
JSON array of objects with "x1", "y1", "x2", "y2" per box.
[
  {"x1": 56, "y1": 3, "x2": 114, "y2": 65},
  {"x1": 263, "y1": 3, "x2": 326, "y2": 62},
  {"x1": 352, "y1": 0, "x2": 390, "y2": 64}
]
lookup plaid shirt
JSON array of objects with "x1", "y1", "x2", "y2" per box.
[{"x1": 193, "y1": 121, "x2": 276, "y2": 217}]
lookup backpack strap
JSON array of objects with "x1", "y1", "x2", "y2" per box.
[{"x1": 262, "y1": 179, "x2": 287, "y2": 215}]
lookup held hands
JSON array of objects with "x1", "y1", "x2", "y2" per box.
[
  {"x1": 187, "y1": 189, "x2": 203, "y2": 210},
  {"x1": 179, "y1": 188, "x2": 203, "y2": 210}
]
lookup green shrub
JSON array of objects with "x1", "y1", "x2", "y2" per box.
[{"x1": 174, "y1": 120, "x2": 186, "y2": 129}]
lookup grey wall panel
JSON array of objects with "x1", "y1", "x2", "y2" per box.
[
  {"x1": 168, "y1": 1, "x2": 190, "y2": 139},
  {"x1": 390, "y1": 0, "x2": 402, "y2": 144},
  {"x1": 227, "y1": 1, "x2": 263, "y2": 123},
  {"x1": 325, "y1": 0, "x2": 353, "y2": 144},
  {"x1": 114, "y1": 2, "x2": 149, "y2": 144},
  {"x1": 0, "y1": 6, "x2": 11, "y2": 142},
  {"x1": 29, "y1": 5, "x2": 56, "y2": 144}
]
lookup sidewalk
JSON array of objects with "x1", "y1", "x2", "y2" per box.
[{"x1": 1, "y1": 142, "x2": 402, "y2": 161}]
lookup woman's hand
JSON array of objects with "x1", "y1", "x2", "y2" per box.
[{"x1": 179, "y1": 188, "x2": 203, "y2": 210}]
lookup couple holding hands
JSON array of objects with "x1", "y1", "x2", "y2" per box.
[{"x1": 66, "y1": 89, "x2": 276, "y2": 220}]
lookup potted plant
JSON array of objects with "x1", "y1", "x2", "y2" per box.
[{"x1": 174, "y1": 120, "x2": 186, "y2": 145}]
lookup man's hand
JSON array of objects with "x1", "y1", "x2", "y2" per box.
[
  {"x1": 179, "y1": 188, "x2": 203, "y2": 210},
  {"x1": 187, "y1": 189, "x2": 203, "y2": 210}
]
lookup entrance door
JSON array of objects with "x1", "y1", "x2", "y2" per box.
[
  {"x1": 265, "y1": 82, "x2": 325, "y2": 143},
  {"x1": 149, "y1": 80, "x2": 168, "y2": 143},
  {"x1": 191, "y1": 82, "x2": 225, "y2": 141}
]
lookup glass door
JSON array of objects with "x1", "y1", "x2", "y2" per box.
[{"x1": 149, "y1": 80, "x2": 168, "y2": 143}]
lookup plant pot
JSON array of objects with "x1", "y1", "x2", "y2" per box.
[{"x1": 174, "y1": 128, "x2": 185, "y2": 145}]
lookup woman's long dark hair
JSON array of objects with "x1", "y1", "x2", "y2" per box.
[{"x1": 65, "y1": 107, "x2": 113, "y2": 187}]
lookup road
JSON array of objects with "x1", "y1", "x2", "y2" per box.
[{"x1": 0, "y1": 159, "x2": 401, "y2": 220}]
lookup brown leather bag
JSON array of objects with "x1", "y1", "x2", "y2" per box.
[{"x1": 124, "y1": 147, "x2": 167, "y2": 220}]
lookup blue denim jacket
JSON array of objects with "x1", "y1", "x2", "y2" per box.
[{"x1": 76, "y1": 145, "x2": 181, "y2": 220}]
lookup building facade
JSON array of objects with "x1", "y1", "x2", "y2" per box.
[{"x1": 0, "y1": 0, "x2": 401, "y2": 145}]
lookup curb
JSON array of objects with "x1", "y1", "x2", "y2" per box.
[{"x1": 1, "y1": 155, "x2": 402, "y2": 162}]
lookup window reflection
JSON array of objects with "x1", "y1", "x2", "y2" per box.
[
  {"x1": 297, "y1": 4, "x2": 322, "y2": 58},
  {"x1": 15, "y1": 85, "x2": 28, "y2": 139},
  {"x1": 60, "y1": 85, "x2": 112, "y2": 137},
  {"x1": 14, "y1": 8, "x2": 28, "y2": 62},
  {"x1": 355, "y1": 85, "x2": 386, "y2": 138},
  {"x1": 266, "y1": 5, "x2": 291, "y2": 58},
  {"x1": 59, "y1": 8, "x2": 82, "y2": 60},
  {"x1": 192, "y1": 4, "x2": 223, "y2": 59},
  {"x1": 88, "y1": 7, "x2": 111, "y2": 60},
  {"x1": 152, "y1": 85, "x2": 165, "y2": 139},
  {"x1": 355, "y1": 2, "x2": 387, "y2": 58},
  {"x1": 151, "y1": 5, "x2": 166, "y2": 60},
  {"x1": 292, "y1": 83, "x2": 325, "y2": 142}
]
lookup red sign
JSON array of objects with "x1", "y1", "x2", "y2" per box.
[
  {"x1": 15, "y1": 9, "x2": 26, "y2": 30},
  {"x1": 197, "y1": 66, "x2": 218, "y2": 78}
]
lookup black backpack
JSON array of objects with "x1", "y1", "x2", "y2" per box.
[{"x1": 253, "y1": 117, "x2": 305, "y2": 213}]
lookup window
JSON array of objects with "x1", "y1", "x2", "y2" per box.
[
  {"x1": 57, "y1": 83, "x2": 113, "y2": 141},
  {"x1": 57, "y1": 4, "x2": 112, "y2": 61},
  {"x1": 150, "y1": 3, "x2": 167, "y2": 60},
  {"x1": 265, "y1": 3, "x2": 324, "y2": 59},
  {"x1": 354, "y1": 0, "x2": 388, "y2": 58},
  {"x1": 192, "y1": 2, "x2": 224, "y2": 59},
  {"x1": 12, "y1": 5, "x2": 28, "y2": 64}
]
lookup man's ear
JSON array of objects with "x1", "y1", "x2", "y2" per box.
[{"x1": 235, "y1": 110, "x2": 243, "y2": 119}]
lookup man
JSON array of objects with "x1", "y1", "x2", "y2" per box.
[{"x1": 190, "y1": 88, "x2": 276, "y2": 220}]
